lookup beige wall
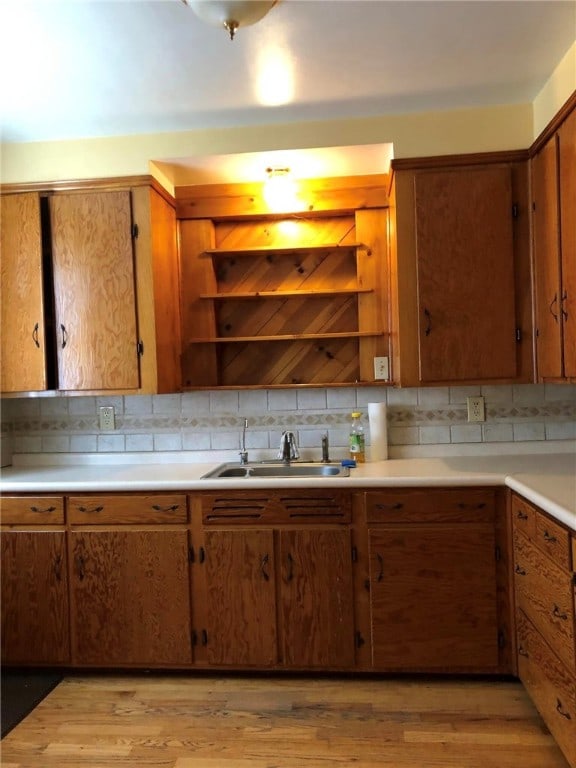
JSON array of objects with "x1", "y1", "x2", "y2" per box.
[{"x1": 533, "y1": 40, "x2": 576, "y2": 138}]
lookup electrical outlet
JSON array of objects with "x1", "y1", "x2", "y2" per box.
[
  {"x1": 467, "y1": 396, "x2": 485, "y2": 423},
  {"x1": 99, "y1": 406, "x2": 115, "y2": 431},
  {"x1": 374, "y1": 356, "x2": 389, "y2": 380}
]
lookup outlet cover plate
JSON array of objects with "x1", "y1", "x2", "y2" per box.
[
  {"x1": 374, "y1": 356, "x2": 389, "y2": 381},
  {"x1": 467, "y1": 396, "x2": 485, "y2": 423},
  {"x1": 99, "y1": 406, "x2": 115, "y2": 431}
]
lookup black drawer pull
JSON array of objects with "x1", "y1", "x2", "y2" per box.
[
  {"x1": 556, "y1": 699, "x2": 571, "y2": 720},
  {"x1": 376, "y1": 553, "x2": 384, "y2": 582},
  {"x1": 151, "y1": 504, "x2": 180, "y2": 513},
  {"x1": 514, "y1": 564, "x2": 526, "y2": 576},
  {"x1": 78, "y1": 505, "x2": 104, "y2": 514},
  {"x1": 552, "y1": 604, "x2": 568, "y2": 621},
  {"x1": 30, "y1": 505, "x2": 56, "y2": 514},
  {"x1": 375, "y1": 503, "x2": 404, "y2": 511},
  {"x1": 518, "y1": 645, "x2": 529, "y2": 657},
  {"x1": 261, "y1": 553, "x2": 270, "y2": 582},
  {"x1": 457, "y1": 502, "x2": 486, "y2": 510},
  {"x1": 516, "y1": 509, "x2": 528, "y2": 520},
  {"x1": 543, "y1": 530, "x2": 557, "y2": 543}
]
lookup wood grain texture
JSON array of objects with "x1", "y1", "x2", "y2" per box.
[
  {"x1": 1, "y1": 529, "x2": 70, "y2": 665},
  {"x1": 67, "y1": 494, "x2": 187, "y2": 525},
  {"x1": 69, "y1": 529, "x2": 192, "y2": 666},
  {"x1": 0, "y1": 674, "x2": 570, "y2": 768},
  {"x1": 558, "y1": 107, "x2": 576, "y2": 378},
  {"x1": 414, "y1": 166, "x2": 517, "y2": 382},
  {"x1": 368, "y1": 523, "x2": 499, "y2": 671},
  {"x1": 532, "y1": 135, "x2": 563, "y2": 379},
  {"x1": 0, "y1": 192, "x2": 47, "y2": 392},
  {"x1": 50, "y1": 190, "x2": 140, "y2": 390},
  {"x1": 0, "y1": 495, "x2": 64, "y2": 525}
]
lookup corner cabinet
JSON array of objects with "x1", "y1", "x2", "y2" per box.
[
  {"x1": 0, "y1": 181, "x2": 181, "y2": 396},
  {"x1": 177, "y1": 176, "x2": 390, "y2": 388},
  {"x1": 532, "y1": 104, "x2": 576, "y2": 382},
  {"x1": 389, "y1": 153, "x2": 532, "y2": 386}
]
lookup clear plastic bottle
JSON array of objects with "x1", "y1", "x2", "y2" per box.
[{"x1": 349, "y1": 411, "x2": 365, "y2": 463}]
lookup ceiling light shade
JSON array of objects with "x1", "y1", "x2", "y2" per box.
[{"x1": 183, "y1": 1, "x2": 278, "y2": 40}]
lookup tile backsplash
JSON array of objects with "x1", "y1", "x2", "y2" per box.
[{"x1": 1, "y1": 384, "x2": 575, "y2": 464}]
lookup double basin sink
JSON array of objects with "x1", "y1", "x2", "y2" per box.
[{"x1": 202, "y1": 461, "x2": 350, "y2": 479}]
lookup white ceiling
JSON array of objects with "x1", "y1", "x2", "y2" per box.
[{"x1": 1, "y1": 0, "x2": 575, "y2": 146}]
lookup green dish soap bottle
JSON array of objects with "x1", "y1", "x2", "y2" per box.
[{"x1": 349, "y1": 411, "x2": 365, "y2": 463}]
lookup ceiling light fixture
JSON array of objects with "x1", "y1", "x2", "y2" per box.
[{"x1": 182, "y1": 1, "x2": 278, "y2": 40}]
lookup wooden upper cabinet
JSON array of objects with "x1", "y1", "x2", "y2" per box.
[
  {"x1": 50, "y1": 191, "x2": 140, "y2": 391},
  {"x1": 532, "y1": 106, "x2": 576, "y2": 382},
  {"x1": 390, "y1": 155, "x2": 531, "y2": 386},
  {"x1": 414, "y1": 167, "x2": 517, "y2": 382},
  {"x1": 0, "y1": 193, "x2": 48, "y2": 392}
]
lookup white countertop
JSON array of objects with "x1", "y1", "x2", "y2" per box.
[{"x1": 2, "y1": 452, "x2": 575, "y2": 530}]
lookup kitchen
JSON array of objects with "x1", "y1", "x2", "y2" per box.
[{"x1": 1, "y1": 1, "x2": 575, "y2": 766}]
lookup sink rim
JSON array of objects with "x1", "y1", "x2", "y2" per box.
[{"x1": 201, "y1": 461, "x2": 350, "y2": 479}]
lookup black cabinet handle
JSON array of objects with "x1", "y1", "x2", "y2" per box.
[
  {"x1": 561, "y1": 289, "x2": 568, "y2": 321},
  {"x1": 375, "y1": 503, "x2": 404, "y2": 511},
  {"x1": 518, "y1": 645, "x2": 529, "y2": 657},
  {"x1": 376, "y1": 553, "x2": 384, "y2": 582},
  {"x1": 285, "y1": 553, "x2": 294, "y2": 582},
  {"x1": 552, "y1": 604, "x2": 568, "y2": 621},
  {"x1": 516, "y1": 509, "x2": 528, "y2": 520},
  {"x1": 78, "y1": 505, "x2": 104, "y2": 514},
  {"x1": 514, "y1": 564, "x2": 526, "y2": 576},
  {"x1": 457, "y1": 502, "x2": 486, "y2": 510},
  {"x1": 151, "y1": 504, "x2": 180, "y2": 513},
  {"x1": 30, "y1": 505, "x2": 56, "y2": 514},
  {"x1": 542, "y1": 530, "x2": 557, "y2": 543},
  {"x1": 261, "y1": 553, "x2": 270, "y2": 581},
  {"x1": 201, "y1": 629, "x2": 208, "y2": 646},
  {"x1": 549, "y1": 293, "x2": 559, "y2": 322},
  {"x1": 60, "y1": 323, "x2": 68, "y2": 348},
  {"x1": 32, "y1": 323, "x2": 40, "y2": 348},
  {"x1": 556, "y1": 699, "x2": 571, "y2": 720},
  {"x1": 423, "y1": 307, "x2": 432, "y2": 336}
]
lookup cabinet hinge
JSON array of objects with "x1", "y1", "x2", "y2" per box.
[
  {"x1": 495, "y1": 545, "x2": 502, "y2": 562},
  {"x1": 137, "y1": 340, "x2": 144, "y2": 356},
  {"x1": 512, "y1": 204, "x2": 519, "y2": 219},
  {"x1": 351, "y1": 545, "x2": 358, "y2": 563},
  {"x1": 515, "y1": 328, "x2": 522, "y2": 343},
  {"x1": 498, "y1": 630, "x2": 505, "y2": 649},
  {"x1": 132, "y1": 223, "x2": 139, "y2": 239}
]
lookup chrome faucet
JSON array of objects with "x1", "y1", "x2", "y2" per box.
[
  {"x1": 239, "y1": 418, "x2": 249, "y2": 465},
  {"x1": 321, "y1": 433, "x2": 330, "y2": 463},
  {"x1": 278, "y1": 431, "x2": 299, "y2": 463}
]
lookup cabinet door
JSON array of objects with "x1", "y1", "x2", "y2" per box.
[
  {"x1": 50, "y1": 191, "x2": 140, "y2": 390},
  {"x1": 558, "y1": 108, "x2": 576, "y2": 377},
  {"x1": 532, "y1": 136, "x2": 563, "y2": 379},
  {"x1": 279, "y1": 528, "x2": 355, "y2": 669},
  {"x1": 69, "y1": 529, "x2": 191, "y2": 666},
  {"x1": 204, "y1": 529, "x2": 277, "y2": 666},
  {"x1": 414, "y1": 167, "x2": 517, "y2": 381},
  {"x1": 369, "y1": 523, "x2": 499, "y2": 670},
  {"x1": 0, "y1": 193, "x2": 47, "y2": 392},
  {"x1": 1, "y1": 529, "x2": 69, "y2": 664}
]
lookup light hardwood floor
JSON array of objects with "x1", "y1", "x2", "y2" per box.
[{"x1": 0, "y1": 674, "x2": 570, "y2": 768}]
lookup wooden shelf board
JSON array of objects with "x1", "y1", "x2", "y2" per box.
[
  {"x1": 189, "y1": 331, "x2": 384, "y2": 343},
  {"x1": 199, "y1": 288, "x2": 373, "y2": 300},
  {"x1": 202, "y1": 243, "x2": 364, "y2": 257}
]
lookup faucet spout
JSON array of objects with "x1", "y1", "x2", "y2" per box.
[
  {"x1": 278, "y1": 430, "x2": 299, "y2": 463},
  {"x1": 239, "y1": 418, "x2": 249, "y2": 465},
  {"x1": 321, "y1": 433, "x2": 330, "y2": 463}
]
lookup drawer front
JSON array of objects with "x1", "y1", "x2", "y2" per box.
[
  {"x1": 517, "y1": 611, "x2": 576, "y2": 768},
  {"x1": 0, "y1": 496, "x2": 65, "y2": 525},
  {"x1": 68, "y1": 495, "x2": 188, "y2": 524},
  {"x1": 510, "y1": 493, "x2": 536, "y2": 539},
  {"x1": 202, "y1": 490, "x2": 351, "y2": 525},
  {"x1": 535, "y1": 511, "x2": 571, "y2": 571},
  {"x1": 365, "y1": 488, "x2": 495, "y2": 524},
  {"x1": 514, "y1": 531, "x2": 575, "y2": 672}
]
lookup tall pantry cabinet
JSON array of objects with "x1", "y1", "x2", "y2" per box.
[{"x1": 532, "y1": 105, "x2": 576, "y2": 381}]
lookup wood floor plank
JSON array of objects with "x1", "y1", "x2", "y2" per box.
[{"x1": 0, "y1": 675, "x2": 570, "y2": 768}]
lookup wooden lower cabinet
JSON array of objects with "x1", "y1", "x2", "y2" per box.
[
  {"x1": 1, "y1": 528, "x2": 70, "y2": 665},
  {"x1": 512, "y1": 491, "x2": 576, "y2": 768},
  {"x1": 364, "y1": 488, "x2": 503, "y2": 672}
]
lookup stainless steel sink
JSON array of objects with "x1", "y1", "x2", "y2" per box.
[{"x1": 201, "y1": 462, "x2": 350, "y2": 479}]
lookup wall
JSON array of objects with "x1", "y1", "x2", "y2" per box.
[
  {"x1": 533, "y1": 40, "x2": 576, "y2": 138},
  {"x1": 2, "y1": 384, "x2": 574, "y2": 465}
]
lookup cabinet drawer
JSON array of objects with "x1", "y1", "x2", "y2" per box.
[
  {"x1": 68, "y1": 495, "x2": 187, "y2": 524},
  {"x1": 365, "y1": 488, "x2": 495, "y2": 524},
  {"x1": 514, "y1": 531, "x2": 575, "y2": 672},
  {"x1": 510, "y1": 493, "x2": 536, "y2": 539},
  {"x1": 201, "y1": 490, "x2": 351, "y2": 525},
  {"x1": 535, "y1": 511, "x2": 571, "y2": 571},
  {"x1": 0, "y1": 496, "x2": 65, "y2": 525},
  {"x1": 517, "y1": 611, "x2": 576, "y2": 768}
]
